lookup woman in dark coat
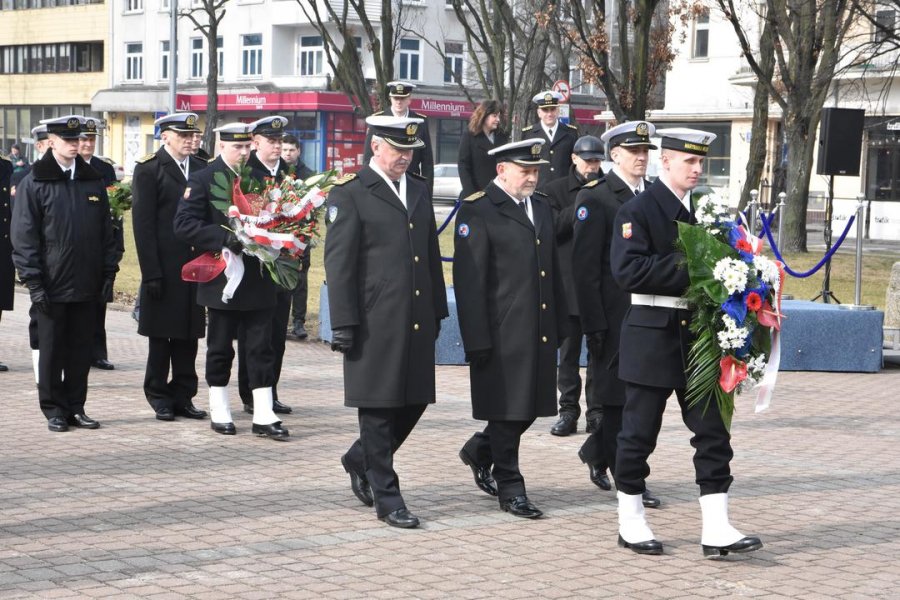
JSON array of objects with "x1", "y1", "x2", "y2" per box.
[
  {"x1": 0, "y1": 157, "x2": 13, "y2": 372},
  {"x1": 457, "y1": 100, "x2": 509, "y2": 199}
]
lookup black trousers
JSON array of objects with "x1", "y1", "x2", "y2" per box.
[
  {"x1": 462, "y1": 419, "x2": 535, "y2": 502},
  {"x1": 579, "y1": 405, "x2": 621, "y2": 472},
  {"x1": 144, "y1": 337, "x2": 199, "y2": 412},
  {"x1": 35, "y1": 302, "x2": 96, "y2": 419},
  {"x1": 615, "y1": 382, "x2": 734, "y2": 496},
  {"x1": 557, "y1": 317, "x2": 600, "y2": 421},
  {"x1": 344, "y1": 404, "x2": 428, "y2": 518},
  {"x1": 238, "y1": 290, "x2": 291, "y2": 404},
  {"x1": 28, "y1": 304, "x2": 39, "y2": 349},
  {"x1": 92, "y1": 301, "x2": 108, "y2": 361},
  {"x1": 205, "y1": 308, "x2": 274, "y2": 389},
  {"x1": 290, "y1": 251, "x2": 311, "y2": 325}
]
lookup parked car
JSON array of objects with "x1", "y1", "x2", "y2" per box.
[
  {"x1": 433, "y1": 163, "x2": 462, "y2": 203},
  {"x1": 97, "y1": 156, "x2": 125, "y2": 181}
]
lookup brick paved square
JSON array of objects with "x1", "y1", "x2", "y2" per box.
[{"x1": 1, "y1": 288, "x2": 900, "y2": 597}]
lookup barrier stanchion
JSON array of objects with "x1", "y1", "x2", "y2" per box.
[
  {"x1": 840, "y1": 195, "x2": 876, "y2": 311},
  {"x1": 748, "y1": 190, "x2": 759, "y2": 237},
  {"x1": 776, "y1": 192, "x2": 786, "y2": 252}
]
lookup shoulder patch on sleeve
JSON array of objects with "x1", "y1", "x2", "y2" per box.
[
  {"x1": 333, "y1": 173, "x2": 357, "y2": 187},
  {"x1": 463, "y1": 191, "x2": 486, "y2": 202},
  {"x1": 136, "y1": 153, "x2": 156, "y2": 164},
  {"x1": 583, "y1": 179, "x2": 600, "y2": 189},
  {"x1": 576, "y1": 205, "x2": 589, "y2": 221}
]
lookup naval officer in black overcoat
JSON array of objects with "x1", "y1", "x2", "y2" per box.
[
  {"x1": 173, "y1": 122, "x2": 288, "y2": 441},
  {"x1": 237, "y1": 115, "x2": 294, "y2": 417},
  {"x1": 521, "y1": 91, "x2": 578, "y2": 184},
  {"x1": 454, "y1": 139, "x2": 569, "y2": 519},
  {"x1": 326, "y1": 115, "x2": 448, "y2": 529},
  {"x1": 572, "y1": 121, "x2": 659, "y2": 508},
  {"x1": 132, "y1": 113, "x2": 208, "y2": 422},
  {"x1": 609, "y1": 128, "x2": 761, "y2": 557}
]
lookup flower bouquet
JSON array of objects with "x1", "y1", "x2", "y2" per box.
[
  {"x1": 676, "y1": 192, "x2": 786, "y2": 429},
  {"x1": 107, "y1": 179, "x2": 132, "y2": 226},
  {"x1": 206, "y1": 166, "x2": 337, "y2": 290}
]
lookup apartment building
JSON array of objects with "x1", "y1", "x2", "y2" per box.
[{"x1": 0, "y1": 0, "x2": 108, "y2": 158}]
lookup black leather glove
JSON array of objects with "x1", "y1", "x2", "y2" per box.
[
  {"x1": 225, "y1": 232, "x2": 244, "y2": 254},
  {"x1": 465, "y1": 349, "x2": 491, "y2": 368},
  {"x1": 28, "y1": 285, "x2": 50, "y2": 315},
  {"x1": 435, "y1": 319, "x2": 442, "y2": 341},
  {"x1": 586, "y1": 331, "x2": 606, "y2": 357},
  {"x1": 101, "y1": 278, "x2": 115, "y2": 303},
  {"x1": 144, "y1": 278, "x2": 164, "y2": 301},
  {"x1": 330, "y1": 326, "x2": 355, "y2": 354}
]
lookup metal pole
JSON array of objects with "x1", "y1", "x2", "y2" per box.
[
  {"x1": 168, "y1": 0, "x2": 178, "y2": 113},
  {"x1": 748, "y1": 189, "x2": 759, "y2": 237},
  {"x1": 854, "y1": 195, "x2": 864, "y2": 306},
  {"x1": 776, "y1": 192, "x2": 786, "y2": 251}
]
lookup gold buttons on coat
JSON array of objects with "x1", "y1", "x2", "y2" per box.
[
  {"x1": 542, "y1": 336, "x2": 548, "y2": 343},
  {"x1": 680, "y1": 320, "x2": 687, "y2": 326},
  {"x1": 540, "y1": 270, "x2": 546, "y2": 277},
  {"x1": 542, "y1": 303, "x2": 547, "y2": 310},
  {"x1": 409, "y1": 223, "x2": 414, "y2": 229},
  {"x1": 414, "y1": 323, "x2": 420, "y2": 331},
  {"x1": 415, "y1": 290, "x2": 420, "y2": 296},
  {"x1": 414, "y1": 256, "x2": 420, "y2": 263},
  {"x1": 536, "y1": 239, "x2": 541, "y2": 246}
]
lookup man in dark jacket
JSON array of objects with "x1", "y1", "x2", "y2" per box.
[
  {"x1": 79, "y1": 120, "x2": 120, "y2": 371},
  {"x1": 0, "y1": 154, "x2": 12, "y2": 372},
  {"x1": 521, "y1": 91, "x2": 578, "y2": 184},
  {"x1": 572, "y1": 122, "x2": 660, "y2": 507},
  {"x1": 325, "y1": 115, "x2": 448, "y2": 529},
  {"x1": 610, "y1": 128, "x2": 761, "y2": 557},
  {"x1": 542, "y1": 135, "x2": 604, "y2": 437},
  {"x1": 281, "y1": 134, "x2": 314, "y2": 340},
  {"x1": 11, "y1": 115, "x2": 118, "y2": 432},
  {"x1": 457, "y1": 99, "x2": 509, "y2": 199},
  {"x1": 454, "y1": 139, "x2": 569, "y2": 519},
  {"x1": 363, "y1": 82, "x2": 434, "y2": 195},
  {"x1": 237, "y1": 115, "x2": 294, "y2": 417},
  {"x1": 132, "y1": 113, "x2": 208, "y2": 422},
  {"x1": 173, "y1": 122, "x2": 288, "y2": 441}
]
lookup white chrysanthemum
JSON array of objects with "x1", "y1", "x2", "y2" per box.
[
  {"x1": 753, "y1": 255, "x2": 780, "y2": 285},
  {"x1": 716, "y1": 315, "x2": 750, "y2": 350},
  {"x1": 747, "y1": 354, "x2": 767, "y2": 376},
  {"x1": 713, "y1": 258, "x2": 750, "y2": 295}
]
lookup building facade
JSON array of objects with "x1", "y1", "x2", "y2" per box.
[{"x1": 0, "y1": 0, "x2": 108, "y2": 159}]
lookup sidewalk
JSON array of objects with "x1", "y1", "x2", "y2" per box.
[{"x1": 1, "y1": 289, "x2": 899, "y2": 599}]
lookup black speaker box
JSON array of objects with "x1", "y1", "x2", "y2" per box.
[{"x1": 816, "y1": 108, "x2": 865, "y2": 176}]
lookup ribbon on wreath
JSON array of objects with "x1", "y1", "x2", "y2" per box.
[{"x1": 220, "y1": 247, "x2": 245, "y2": 303}]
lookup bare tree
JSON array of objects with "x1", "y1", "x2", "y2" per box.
[
  {"x1": 562, "y1": 0, "x2": 699, "y2": 121},
  {"x1": 716, "y1": 0, "x2": 858, "y2": 252},
  {"x1": 181, "y1": 0, "x2": 228, "y2": 152},
  {"x1": 738, "y1": 16, "x2": 775, "y2": 212},
  {"x1": 297, "y1": 0, "x2": 413, "y2": 115}
]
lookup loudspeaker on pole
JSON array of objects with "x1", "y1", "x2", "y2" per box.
[{"x1": 816, "y1": 108, "x2": 865, "y2": 176}]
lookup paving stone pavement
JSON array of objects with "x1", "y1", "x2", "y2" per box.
[{"x1": 1, "y1": 288, "x2": 900, "y2": 599}]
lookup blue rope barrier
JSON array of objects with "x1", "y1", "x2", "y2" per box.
[
  {"x1": 438, "y1": 197, "x2": 462, "y2": 262},
  {"x1": 758, "y1": 211, "x2": 856, "y2": 278}
]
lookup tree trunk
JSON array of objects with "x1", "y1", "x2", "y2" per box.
[
  {"x1": 780, "y1": 109, "x2": 820, "y2": 252},
  {"x1": 202, "y1": 21, "x2": 220, "y2": 153},
  {"x1": 738, "y1": 21, "x2": 774, "y2": 212}
]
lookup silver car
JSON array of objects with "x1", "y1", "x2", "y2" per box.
[{"x1": 432, "y1": 163, "x2": 462, "y2": 204}]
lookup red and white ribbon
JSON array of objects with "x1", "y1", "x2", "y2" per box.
[{"x1": 220, "y1": 247, "x2": 244, "y2": 303}]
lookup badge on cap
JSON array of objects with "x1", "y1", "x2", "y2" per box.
[
  {"x1": 636, "y1": 122, "x2": 649, "y2": 136},
  {"x1": 186, "y1": 115, "x2": 197, "y2": 127},
  {"x1": 457, "y1": 223, "x2": 470, "y2": 238},
  {"x1": 622, "y1": 222, "x2": 633, "y2": 239},
  {"x1": 67, "y1": 117, "x2": 80, "y2": 130},
  {"x1": 328, "y1": 205, "x2": 339, "y2": 223},
  {"x1": 406, "y1": 123, "x2": 417, "y2": 136},
  {"x1": 576, "y1": 206, "x2": 589, "y2": 221},
  {"x1": 395, "y1": 83, "x2": 404, "y2": 94},
  {"x1": 531, "y1": 144, "x2": 541, "y2": 156},
  {"x1": 543, "y1": 93, "x2": 553, "y2": 103},
  {"x1": 273, "y1": 119, "x2": 283, "y2": 129}
]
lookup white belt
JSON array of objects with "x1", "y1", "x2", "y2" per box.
[{"x1": 631, "y1": 293, "x2": 688, "y2": 309}]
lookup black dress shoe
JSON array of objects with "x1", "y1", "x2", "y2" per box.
[
  {"x1": 48, "y1": 417, "x2": 69, "y2": 432},
  {"x1": 69, "y1": 413, "x2": 100, "y2": 429},
  {"x1": 702, "y1": 536, "x2": 763, "y2": 558},
  {"x1": 92, "y1": 359, "x2": 115, "y2": 370},
  {"x1": 500, "y1": 495, "x2": 543, "y2": 519},
  {"x1": 242, "y1": 403, "x2": 253, "y2": 415},
  {"x1": 550, "y1": 414, "x2": 577, "y2": 436},
  {"x1": 586, "y1": 417, "x2": 602, "y2": 434},
  {"x1": 211, "y1": 421, "x2": 236, "y2": 435},
  {"x1": 618, "y1": 534, "x2": 664, "y2": 555},
  {"x1": 341, "y1": 454, "x2": 374, "y2": 507},
  {"x1": 589, "y1": 464, "x2": 611, "y2": 491},
  {"x1": 272, "y1": 399, "x2": 293, "y2": 414},
  {"x1": 155, "y1": 407, "x2": 175, "y2": 421},
  {"x1": 642, "y1": 490, "x2": 661, "y2": 509},
  {"x1": 458, "y1": 449, "x2": 498, "y2": 496},
  {"x1": 0, "y1": 362, "x2": 8, "y2": 372},
  {"x1": 175, "y1": 403, "x2": 208, "y2": 419},
  {"x1": 380, "y1": 508, "x2": 419, "y2": 529},
  {"x1": 292, "y1": 323, "x2": 309, "y2": 340},
  {"x1": 252, "y1": 422, "x2": 290, "y2": 440}
]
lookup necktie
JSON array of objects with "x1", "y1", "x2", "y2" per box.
[
  {"x1": 392, "y1": 180, "x2": 401, "y2": 193},
  {"x1": 518, "y1": 200, "x2": 527, "y2": 214},
  {"x1": 548, "y1": 128, "x2": 554, "y2": 140},
  {"x1": 63, "y1": 169, "x2": 72, "y2": 180},
  {"x1": 179, "y1": 162, "x2": 187, "y2": 177}
]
